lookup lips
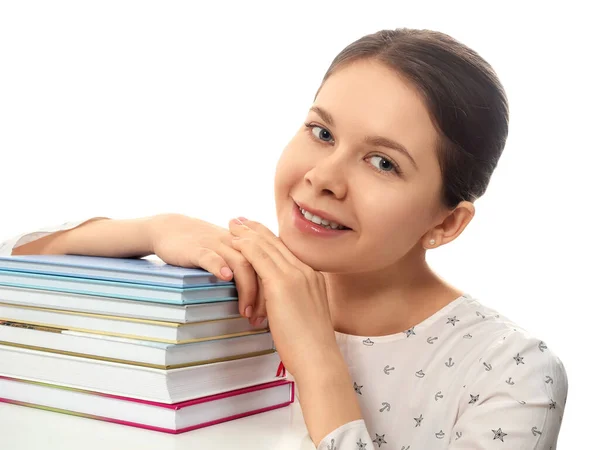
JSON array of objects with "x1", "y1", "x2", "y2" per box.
[{"x1": 294, "y1": 200, "x2": 351, "y2": 230}]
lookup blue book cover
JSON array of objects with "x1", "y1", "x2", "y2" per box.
[{"x1": 0, "y1": 255, "x2": 232, "y2": 289}]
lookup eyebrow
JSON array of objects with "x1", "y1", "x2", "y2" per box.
[{"x1": 310, "y1": 106, "x2": 419, "y2": 171}]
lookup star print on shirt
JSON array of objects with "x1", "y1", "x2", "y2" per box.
[
  {"x1": 549, "y1": 399, "x2": 556, "y2": 409},
  {"x1": 492, "y1": 428, "x2": 507, "y2": 442},
  {"x1": 354, "y1": 382, "x2": 363, "y2": 395},
  {"x1": 372, "y1": 434, "x2": 387, "y2": 447},
  {"x1": 404, "y1": 327, "x2": 416, "y2": 337},
  {"x1": 514, "y1": 353, "x2": 525, "y2": 365},
  {"x1": 414, "y1": 414, "x2": 423, "y2": 427},
  {"x1": 469, "y1": 394, "x2": 479, "y2": 404},
  {"x1": 356, "y1": 438, "x2": 367, "y2": 449},
  {"x1": 446, "y1": 316, "x2": 460, "y2": 326}
]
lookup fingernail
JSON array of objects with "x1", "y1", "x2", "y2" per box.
[
  {"x1": 244, "y1": 305, "x2": 253, "y2": 318},
  {"x1": 220, "y1": 267, "x2": 233, "y2": 278},
  {"x1": 237, "y1": 217, "x2": 248, "y2": 222}
]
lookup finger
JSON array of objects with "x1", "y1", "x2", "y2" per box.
[
  {"x1": 215, "y1": 243, "x2": 259, "y2": 319},
  {"x1": 228, "y1": 219, "x2": 287, "y2": 283},
  {"x1": 185, "y1": 247, "x2": 232, "y2": 281},
  {"x1": 238, "y1": 220, "x2": 300, "y2": 268},
  {"x1": 251, "y1": 277, "x2": 268, "y2": 326}
]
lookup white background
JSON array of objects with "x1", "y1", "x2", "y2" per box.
[{"x1": 0, "y1": 1, "x2": 596, "y2": 447}]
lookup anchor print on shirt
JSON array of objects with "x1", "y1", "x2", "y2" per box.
[
  {"x1": 353, "y1": 382, "x2": 363, "y2": 395},
  {"x1": 404, "y1": 327, "x2": 416, "y2": 338},
  {"x1": 545, "y1": 375, "x2": 554, "y2": 384},
  {"x1": 532, "y1": 426, "x2": 542, "y2": 436},
  {"x1": 483, "y1": 361, "x2": 493, "y2": 371},
  {"x1": 434, "y1": 391, "x2": 443, "y2": 401},
  {"x1": 372, "y1": 434, "x2": 387, "y2": 448},
  {"x1": 506, "y1": 377, "x2": 515, "y2": 385},
  {"x1": 383, "y1": 365, "x2": 395, "y2": 375},
  {"x1": 379, "y1": 402, "x2": 391, "y2": 412},
  {"x1": 415, "y1": 369, "x2": 425, "y2": 378},
  {"x1": 427, "y1": 336, "x2": 438, "y2": 344},
  {"x1": 492, "y1": 428, "x2": 507, "y2": 442},
  {"x1": 445, "y1": 357, "x2": 455, "y2": 367},
  {"x1": 414, "y1": 414, "x2": 423, "y2": 427},
  {"x1": 446, "y1": 316, "x2": 460, "y2": 326},
  {"x1": 476, "y1": 311, "x2": 485, "y2": 319},
  {"x1": 356, "y1": 439, "x2": 367, "y2": 449},
  {"x1": 463, "y1": 333, "x2": 473, "y2": 339},
  {"x1": 455, "y1": 432, "x2": 463, "y2": 440},
  {"x1": 326, "y1": 438, "x2": 336, "y2": 450},
  {"x1": 539, "y1": 341, "x2": 547, "y2": 352},
  {"x1": 435, "y1": 430, "x2": 445, "y2": 439}
]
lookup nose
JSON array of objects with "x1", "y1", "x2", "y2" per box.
[{"x1": 303, "y1": 150, "x2": 348, "y2": 199}]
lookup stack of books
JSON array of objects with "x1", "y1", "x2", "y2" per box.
[{"x1": 0, "y1": 254, "x2": 293, "y2": 434}]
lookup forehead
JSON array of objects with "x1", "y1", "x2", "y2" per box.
[{"x1": 313, "y1": 59, "x2": 440, "y2": 164}]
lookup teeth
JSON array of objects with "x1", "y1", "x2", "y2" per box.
[{"x1": 299, "y1": 207, "x2": 346, "y2": 230}]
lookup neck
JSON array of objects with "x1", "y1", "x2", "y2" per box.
[{"x1": 323, "y1": 246, "x2": 463, "y2": 337}]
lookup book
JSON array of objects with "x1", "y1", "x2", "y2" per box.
[
  {"x1": 0, "y1": 303, "x2": 267, "y2": 343},
  {"x1": 0, "y1": 284, "x2": 240, "y2": 322},
  {"x1": 0, "y1": 376, "x2": 294, "y2": 434},
  {"x1": 0, "y1": 344, "x2": 283, "y2": 403},
  {"x1": 0, "y1": 254, "x2": 229, "y2": 288},
  {"x1": 0, "y1": 321, "x2": 275, "y2": 369},
  {"x1": 0, "y1": 270, "x2": 236, "y2": 304}
]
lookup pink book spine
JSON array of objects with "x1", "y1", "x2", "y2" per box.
[{"x1": 0, "y1": 380, "x2": 295, "y2": 434}]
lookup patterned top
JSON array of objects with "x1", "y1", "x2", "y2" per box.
[
  {"x1": 315, "y1": 294, "x2": 568, "y2": 449},
  {"x1": 0, "y1": 221, "x2": 568, "y2": 449}
]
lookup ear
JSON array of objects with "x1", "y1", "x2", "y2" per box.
[{"x1": 423, "y1": 201, "x2": 475, "y2": 249}]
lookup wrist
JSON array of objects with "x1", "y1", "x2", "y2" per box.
[
  {"x1": 293, "y1": 345, "x2": 348, "y2": 386},
  {"x1": 147, "y1": 213, "x2": 177, "y2": 254}
]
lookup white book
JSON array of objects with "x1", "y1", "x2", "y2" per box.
[
  {"x1": 0, "y1": 322, "x2": 274, "y2": 369},
  {"x1": 0, "y1": 344, "x2": 283, "y2": 403},
  {"x1": 0, "y1": 303, "x2": 267, "y2": 343},
  {"x1": 0, "y1": 284, "x2": 240, "y2": 322},
  {"x1": 0, "y1": 376, "x2": 294, "y2": 434}
]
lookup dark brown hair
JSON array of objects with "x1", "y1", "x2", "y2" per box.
[{"x1": 318, "y1": 28, "x2": 509, "y2": 209}]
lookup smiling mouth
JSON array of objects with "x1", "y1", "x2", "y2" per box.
[{"x1": 295, "y1": 203, "x2": 351, "y2": 230}]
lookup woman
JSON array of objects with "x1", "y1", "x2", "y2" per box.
[{"x1": 2, "y1": 28, "x2": 567, "y2": 449}]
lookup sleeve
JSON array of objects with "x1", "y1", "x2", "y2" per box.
[
  {"x1": 450, "y1": 329, "x2": 568, "y2": 449},
  {"x1": 317, "y1": 419, "x2": 375, "y2": 450},
  {"x1": 0, "y1": 218, "x2": 109, "y2": 256}
]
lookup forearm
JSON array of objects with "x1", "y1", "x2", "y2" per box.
[
  {"x1": 12, "y1": 215, "x2": 159, "y2": 258},
  {"x1": 296, "y1": 352, "x2": 363, "y2": 445}
]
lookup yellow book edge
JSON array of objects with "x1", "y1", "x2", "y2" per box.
[
  {"x1": 0, "y1": 318, "x2": 269, "y2": 344},
  {"x1": 0, "y1": 340, "x2": 276, "y2": 369},
  {"x1": 0, "y1": 301, "x2": 247, "y2": 327}
]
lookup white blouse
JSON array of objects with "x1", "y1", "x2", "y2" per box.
[{"x1": 0, "y1": 221, "x2": 568, "y2": 449}]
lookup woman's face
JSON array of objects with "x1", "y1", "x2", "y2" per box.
[{"x1": 274, "y1": 58, "x2": 447, "y2": 273}]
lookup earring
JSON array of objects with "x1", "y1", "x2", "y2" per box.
[{"x1": 429, "y1": 239, "x2": 436, "y2": 246}]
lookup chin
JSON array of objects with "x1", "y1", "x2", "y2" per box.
[{"x1": 278, "y1": 233, "x2": 355, "y2": 273}]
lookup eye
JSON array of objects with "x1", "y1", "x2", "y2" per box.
[
  {"x1": 305, "y1": 123, "x2": 334, "y2": 143},
  {"x1": 367, "y1": 155, "x2": 401, "y2": 176}
]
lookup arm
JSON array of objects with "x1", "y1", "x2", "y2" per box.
[
  {"x1": 294, "y1": 351, "x2": 371, "y2": 449},
  {"x1": 449, "y1": 330, "x2": 568, "y2": 448},
  {"x1": 12, "y1": 216, "x2": 154, "y2": 257}
]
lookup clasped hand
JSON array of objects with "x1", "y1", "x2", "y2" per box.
[{"x1": 228, "y1": 217, "x2": 339, "y2": 379}]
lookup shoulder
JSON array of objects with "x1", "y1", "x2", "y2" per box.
[{"x1": 458, "y1": 295, "x2": 568, "y2": 410}]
